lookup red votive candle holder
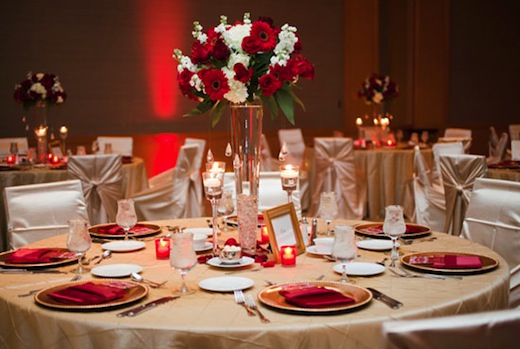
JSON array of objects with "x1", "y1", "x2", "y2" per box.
[
  {"x1": 6, "y1": 155, "x2": 15, "y2": 164},
  {"x1": 51, "y1": 155, "x2": 60, "y2": 164},
  {"x1": 155, "y1": 238, "x2": 170, "y2": 259},
  {"x1": 260, "y1": 226, "x2": 270, "y2": 244},
  {"x1": 280, "y1": 245, "x2": 296, "y2": 267}
]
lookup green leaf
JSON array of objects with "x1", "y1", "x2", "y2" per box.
[
  {"x1": 260, "y1": 95, "x2": 279, "y2": 120},
  {"x1": 274, "y1": 89, "x2": 295, "y2": 125},
  {"x1": 289, "y1": 89, "x2": 306, "y2": 112},
  {"x1": 210, "y1": 101, "x2": 227, "y2": 128},
  {"x1": 183, "y1": 99, "x2": 215, "y2": 117}
]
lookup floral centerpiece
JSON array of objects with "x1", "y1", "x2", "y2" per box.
[
  {"x1": 13, "y1": 72, "x2": 67, "y2": 109},
  {"x1": 173, "y1": 13, "x2": 315, "y2": 126},
  {"x1": 357, "y1": 73, "x2": 398, "y2": 105}
]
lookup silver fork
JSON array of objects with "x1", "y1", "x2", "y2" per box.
[
  {"x1": 234, "y1": 290, "x2": 255, "y2": 317},
  {"x1": 245, "y1": 294, "x2": 270, "y2": 323},
  {"x1": 398, "y1": 266, "x2": 462, "y2": 280},
  {"x1": 18, "y1": 288, "x2": 43, "y2": 297},
  {"x1": 390, "y1": 266, "x2": 446, "y2": 280}
]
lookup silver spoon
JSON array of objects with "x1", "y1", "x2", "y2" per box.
[
  {"x1": 94, "y1": 250, "x2": 112, "y2": 265},
  {"x1": 130, "y1": 272, "x2": 166, "y2": 288}
]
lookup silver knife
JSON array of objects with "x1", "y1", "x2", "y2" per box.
[
  {"x1": 0, "y1": 268, "x2": 66, "y2": 274},
  {"x1": 367, "y1": 287, "x2": 403, "y2": 309},
  {"x1": 116, "y1": 296, "x2": 179, "y2": 317}
]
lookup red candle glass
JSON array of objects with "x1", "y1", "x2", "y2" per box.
[
  {"x1": 155, "y1": 238, "x2": 170, "y2": 259},
  {"x1": 51, "y1": 155, "x2": 60, "y2": 164},
  {"x1": 6, "y1": 155, "x2": 15, "y2": 164},
  {"x1": 280, "y1": 245, "x2": 296, "y2": 267},
  {"x1": 260, "y1": 226, "x2": 270, "y2": 244}
]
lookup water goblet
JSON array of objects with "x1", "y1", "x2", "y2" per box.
[
  {"x1": 318, "y1": 192, "x2": 338, "y2": 236},
  {"x1": 331, "y1": 225, "x2": 357, "y2": 283},
  {"x1": 383, "y1": 205, "x2": 406, "y2": 267},
  {"x1": 116, "y1": 199, "x2": 137, "y2": 241},
  {"x1": 217, "y1": 191, "x2": 234, "y2": 231},
  {"x1": 170, "y1": 232, "x2": 197, "y2": 296},
  {"x1": 280, "y1": 164, "x2": 299, "y2": 203},
  {"x1": 203, "y1": 171, "x2": 224, "y2": 256},
  {"x1": 67, "y1": 219, "x2": 91, "y2": 274},
  {"x1": 9, "y1": 142, "x2": 19, "y2": 164}
]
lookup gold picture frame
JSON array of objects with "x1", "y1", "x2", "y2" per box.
[{"x1": 262, "y1": 202, "x2": 305, "y2": 263}]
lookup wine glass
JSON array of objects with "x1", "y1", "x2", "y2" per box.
[
  {"x1": 217, "y1": 191, "x2": 234, "y2": 231},
  {"x1": 116, "y1": 199, "x2": 137, "y2": 241},
  {"x1": 318, "y1": 192, "x2": 339, "y2": 236},
  {"x1": 9, "y1": 142, "x2": 19, "y2": 164},
  {"x1": 203, "y1": 171, "x2": 224, "y2": 256},
  {"x1": 331, "y1": 225, "x2": 357, "y2": 283},
  {"x1": 280, "y1": 164, "x2": 299, "y2": 203},
  {"x1": 170, "y1": 232, "x2": 197, "y2": 296},
  {"x1": 383, "y1": 205, "x2": 406, "y2": 267},
  {"x1": 67, "y1": 219, "x2": 91, "y2": 274}
]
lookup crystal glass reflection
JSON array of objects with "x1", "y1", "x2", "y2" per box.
[
  {"x1": 383, "y1": 205, "x2": 406, "y2": 267},
  {"x1": 170, "y1": 232, "x2": 197, "y2": 296},
  {"x1": 116, "y1": 199, "x2": 137, "y2": 241},
  {"x1": 318, "y1": 192, "x2": 338, "y2": 236},
  {"x1": 67, "y1": 219, "x2": 91, "y2": 274},
  {"x1": 332, "y1": 225, "x2": 357, "y2": 283},
  {"x1": 203, "y1": 171, "x2": 224, "y2": 256},
  {"x1": 217, "y1": 191, "x2": 234, "y2": 232}
]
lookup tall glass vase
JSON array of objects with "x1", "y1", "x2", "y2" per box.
[
  {"x1": 229, "y1": 100, "x2": 263, "y2": 255},
  {"x1": 33, "y1": 103, "x2": 48, "y2": 164}
]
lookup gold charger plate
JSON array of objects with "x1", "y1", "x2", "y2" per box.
[
  {"x1": 401, "y1": 251, "x2": 499, "y2": 274},
  {"x1": 89, "y1": 223, "x2": 161, "y2": 239},
  {"x1": 35, "y1": 279, "x2": 148, "y2": 311},
  {"x1": 258, "y1": 281, "x2": 372, "y2": 314},
  {"x1": 0, "y1": 247, "x2": 78, "y2": 269},
  {"x1": 355, "y1": 222, "x2": 431, "y2": 239}
]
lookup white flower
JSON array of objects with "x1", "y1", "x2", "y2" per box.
[
  {"x1": 30, "y1": 83, "x2": 47, "y2": 99},
  {"x1": 223, "y1": 23, "x2": 251, "y2": 52},
  {"x1": 372, "y1": 92, "x2": 384, "y2": 104},
  {"x1": 228, "y1": 52, "x2": 250, "y2": 69},
  {"x1": 222, "y1": 67, "x2": 248, "y2": 103},
  {"x1": 190, "y1": 74, "x2": 203, "y2": 92}
]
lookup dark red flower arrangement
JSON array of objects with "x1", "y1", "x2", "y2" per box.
[
  {"x1": 358, "y1": 73, "x2": 398, "y2": 105},
  {"x1": 14, "y1": 72, "x2": 67, "y2": 109}
]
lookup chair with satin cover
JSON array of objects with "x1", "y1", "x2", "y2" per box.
[
  {"x1": 382, "y1": 308, "x2": 520, "y2": 349},
  {"x1": 131, "y1": 144, "x2": 199, "y2": 220},
  {"x1": 512, "y1": 140, "x2": 520, "y2": 160},
  {"x1": 0, "y1": 137, "x2": 29, "y2": 158},
  {"x1": 260, "y1": 134, "x2": 278, "y2": 171},
  {"x1": 67, "y1": 154, "x2": 124, "y2": 225},
  {"x1": 309, "y1": 137, "x2": 362, "y2": 219},
  {"x1": 431, "y1": 141, "x2": 464, "y2": 181},
  {"x1": 4, "y1": 179, "x2": 88, "y2": 249},
  {"x1": 412, "y1": 145, "x2": 446, "y2": 232},
  {"x1": 278, "y1": 128, "x2": 306, "y2": 167},
  {"x1": 95, "y1": 136, "x2": 133, "y2": 156},
  {"x1": 439, "y1": 153, "x2": 487, "y2": 236},
  {"x1": 509, "y1": 124, "x2": 520, "y2": 141},
  {"x1": 487, "y1": 126, "x2": 509, "y2": 165},
  {"x1": 439, "y1": 128, "x2": 472, "y2": 153},
  {"x1": 461, "y1": 178, "x2": 520, "y2": 308}
]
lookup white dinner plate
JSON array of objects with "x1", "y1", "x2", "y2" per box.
[
  {"x1": 198, "y1": 276, "x2": 254, "y2": 292},
  {"x1": 333, "y1": 262, "x2": 385, "y2": 276},
  {"x1": 306, "y1": 245, "x2": 332, "y2": 256},
  {"x1": 184, "y1": 228, "x2": 213, "y2": 237},
  {"x1": 194, "y1": 242, "x2": 212, "y2": 252},
  {"x1": 356, "y1": 239, "x2": 393, "y2": 251},
  {"x1": 101, "y1": 240, "x2": 146, "y2": 252},
  {"x1": 91, "y1": 263, "x2": 143, "y2": 278},
  {"x1": 206, "y1": 256, "x2": 255, "y2": 268}
]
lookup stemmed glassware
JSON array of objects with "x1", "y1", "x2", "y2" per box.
[
  {"x1": 203, "y1": 171, "x2": 224, "y2": 256},
  {"x1": 116, "y1": 199, "x2": 137, "y2": 241},
  {"x1": 170, "y1": 232, "x2": 197, "y2": 296},
  {"x1": 383, "y1": 205, "x2": 406, "y2": 267},
  {"x1": 217, "y1": 191, "x2": 234, "y2": 232},
  {"x1": 280, "y1": 164, "x2": 299, "y2": 203},
  {"x1": 9, "y1": 142, "x2": 19, "y2": 164},
  {"x1": 67, "y1": 218, "x2": 91, "y2": 274},
  {"x1": 318, "y1": 192, "x2": 339, "y2": 236},
  {"x1": 331, "y1": 225, "x2": 357, "y2": 283}
]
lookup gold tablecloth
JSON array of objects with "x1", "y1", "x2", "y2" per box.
[
  {"x1": 486, "y1": 168, "x2": 520, "y2": 182},
  {"x1": 0, "y1": 158, "x2": 148, "y2": 251},
  {"x1": 0, "y1": 218, "x2": 509, "y2": 349}
]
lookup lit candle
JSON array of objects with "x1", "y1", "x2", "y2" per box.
[
  {"x1": 373, "y1": 118, "x2": 379, "y2": 126},
  {"x1": 280, "y1": 245, "x2": 296, "y2": 267},
  {"x1": 6, "y1": 155, "x2": 15, "y2": 164},
  {"x1": 203, "y1": 177, "x2": 221, "y2": 188},
  {"x1": 51, "y1": 155, "x2": 60, "y2": 164},
  {"x1": 59, "y1": 126, "x2": 68, "y2": 135},
  {"x1": 155, "y1": 238, "x2": 170, "y2": 259},
  {"x1": 386, "y1": 139, "x2": 395, "y2": 147},
  {"x1": 35, "y1": 126, "x2": 47, "y2": 137},
  {"x1": 356, "y1": 117, "x2": 363, "y2": 126},
  {"x1": 260, "y1": 226, "x2": 270, "y2": 244},
  {"x1": 207, "y1": 160, "x2": 226, "y2": 173},
  {"x1": 280, "y1": 164, "x2": 298, "y2": 179}
]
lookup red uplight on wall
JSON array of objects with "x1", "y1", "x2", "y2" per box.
[{"x1": 136, "y1": 0, "x2": 190, "y2": 119}]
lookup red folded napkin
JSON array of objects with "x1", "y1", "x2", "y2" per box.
[
  {"x1": 5, "y1": 248, "x2": 75, "y2": 264},
  {"x1": 409, "y1": 254, "x2": 482, "y2": 269},
  {"x1": 279, "y1": 286, "x2": 355, "y2": 308},
  {"x1": 48, "y1": 282, "x2": 126, "y2": 305},
  {"x1": 96, "y1": 223, "x2": 151, "y2": 235}
]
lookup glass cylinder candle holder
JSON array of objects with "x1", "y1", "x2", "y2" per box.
[
  {"x1": 280, "y1": 245, "x2": 296, "y2": 267},
  {"x1": 155, "y1": 237, "x2": 171, "y2": 259},
  {"x1": 280, "y1": 164, "x2": 299, "y2": 203}
]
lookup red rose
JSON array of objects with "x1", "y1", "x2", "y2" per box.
[
  {"x1": 40, "y1": 74, "x2": 55, "y2": 88},
  {"x1": 199, "y1": 69, "x2": 230, "y2": 101},
  {"x1": 212, "y1": 39, "x2": 231, "y2": 61},
  {"x1": 288, "y1": 55, "x2": 315, "y2": 80},
  {"x1": 233, "y1": 63, "x2": 253, "y2": 83},
  {"x1": 191, "y1": 40, "x2": 211, "y2": 64},
  {"x1": 259, "y1": 73, "x2": 282, "y2": 96},
  {"x1": 249, "y1": 21, "x2": 276, "y2": 52},
  {"x1": 241, "y1": 35, "x2": 261, "y2": 55},
  {"x1": 224, "y1": 238, "x2": 239, "y2": 246},
  {"x1": 270, "y1": 63, "x2": 293, "y2": 82},
  {"x1": 177, "y1": 69, "x2": 198, "y2": 101}
]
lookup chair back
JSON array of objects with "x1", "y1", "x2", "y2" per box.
[
  {"x1": 432, "y1": 141, "x2": 464, "y2": 177},
  {"x1": 260, "y1": 134, "x2": 277, "y2": 171},
  {"x1": 509, "y1": 124, "x2": 520, "y2": 141},
  {"x1": 96, "y1": 136, "x2": 133, "y2": 156},
  {"x1": 382, "y1": 308, "x2": 520, "y2": 349},
  {"x1": 4, "y1": 179, "x2": 88, "y2": 249},
  {"x1": 439, "y1": 154, "x2": 487, "y2": 235},
  {"x1": 512, "y1": 140, "x2": 520, "y2": 160},
  {"x1": 0, "y1": 137, "x2": 29, "y2": 158},
  {"x1": 487, "y1": 126, "x2": 509, "y2": 165},
  {"x1": 278, "y1": 128, "x2": 306, "y2": 167},
  {"x1": 184, "y1": 138, "x2": 206, "y2": 216},
  {"x1": 310, "y1": 137, "x2": 362, "y2": 219},
  {"x1": 67, "y1": 154, "x2": 123, "y2": 225}
]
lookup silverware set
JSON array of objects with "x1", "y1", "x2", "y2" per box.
[
  {"x1": 389, "y1": 266, "x2": 462, "y2": 280},
  {"x1": 234, "y1": 290, "x2": 270, "y2": 323}
]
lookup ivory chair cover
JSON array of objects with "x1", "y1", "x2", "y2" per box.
[
  {"x1": 260, "y1": 134, "x2": 278, "y2": 171},
  {"x1": 487, "y1": 126, "x2": 509, "y2": 165},
  {"x1": 67, "y1": 154, "x2": 123, "y2": 225},
  {"x1": 512, "y1": 140, "x2": 520, "y2": 160},
  {"x1": 309, "y1": 137, "x2": 362, "y2": 219},
  {"x1": 96, "y1": 136, "x2": 133, "y2": 156},
  {"x1": 131, "y1": 144, "x2": 199, "y2": 220},
  {"x1": 182, "y1": 138, "x2": 206, "y2": 216},
  {"x1": 412, "y1": 146, "x2": 446, "y2": 232},
  {"x1": 278, "y1": 128, "x2": 306, "y2": 167},
  {"x1": 382, "y1": 308, "x2": 520, "y2": 349},
  {"x1": 0, "y1": 137, "x2": 28, "y2": 158},
  {"x1": 4, "y1": 179, "x2": 88, "y2": 249},
  {"x1": 222, "y1": 172, "x2": 302, "y2": 218},
  {"x1": 432, "y1": 141, "x2": 464, "y2": 180},
  {"x1": 461, "y1": 178, "x2": 520, "y2": 308},
  {"x1": 509, "y1": 124, "x2": 520, "y2": 141},
  {"x1": 439, "y1": 154, "x2": 487, "y2": 235},
  {"x1": 444, "y1": 128, "x2": 472, "y2": 138}
]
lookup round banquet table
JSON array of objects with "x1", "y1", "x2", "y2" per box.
[{"x1": 0, "y1": 218, "x2": 510, "y2": 349}]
